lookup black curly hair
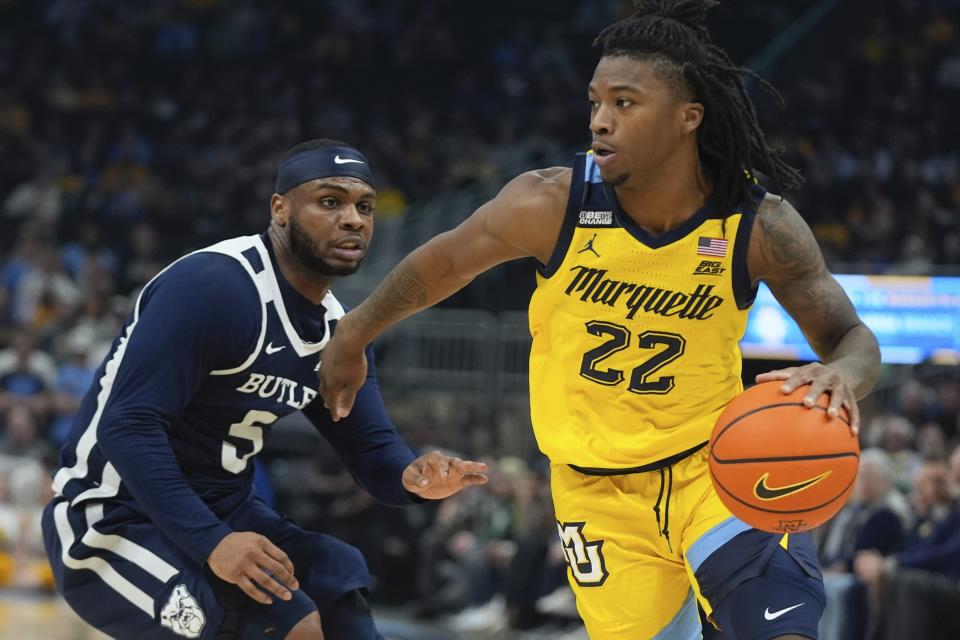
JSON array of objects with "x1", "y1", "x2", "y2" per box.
[{"x1": 594, "y1": 0, "x2": 802, "y2": 214}]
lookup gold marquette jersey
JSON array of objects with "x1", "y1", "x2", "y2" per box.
[{"x1": 528, "y1": 152, "x2": 763, "y2": 469}]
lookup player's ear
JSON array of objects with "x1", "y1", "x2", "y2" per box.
[
  {"x1": 271, "y1": 193, "x2": 289, "y2": 226},
  {"x1": 680, "y1": 102, "x2": 704, "y2": 135}
]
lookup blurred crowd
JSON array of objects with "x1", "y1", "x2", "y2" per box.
[
  {"x1": 814, "y1": 414, "x2": 960, "y2": 639},
  {"x1": 0, "y1": 0, "x2": 958, "y2": 638},
  {"x1": 770, "y1": 0, "x2": 960, "y2": 272}
]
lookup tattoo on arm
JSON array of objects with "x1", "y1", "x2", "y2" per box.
[
  {"x1": 346, "y1": 245, "x2": 471, "y2": 341},
  {"x1": 757, "y1": 202, "x2": 849, "y2": 353},
  {"x1": 386, "y1": 259, "x2": 430, "y2": 310},
  {"x1": 756, "y1": 201, "x2": 823, "y2": 275},
  {"x1": 756, "y1": 200, "x2": 879, "y2": 396},
  {"x1": 349, "y1": 258, "x2": 429, "y2": 333}
]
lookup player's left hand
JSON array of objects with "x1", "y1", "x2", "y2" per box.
[
  {"x1": 756, "y1": 363, "x2": 861, "y2": 435},
  {"x1": 403, "y1": 451, "x2": 488, "y2": 500}
]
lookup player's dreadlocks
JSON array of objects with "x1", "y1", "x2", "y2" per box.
[{"x1": 594, "y1": 0, "x2": 802, "y2": 216}]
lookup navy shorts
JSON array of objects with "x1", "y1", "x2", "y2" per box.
[
  {"x1": 43, "y1": 494, "x2": 371, "y2": 640},
  {"x1": 698, "y1": 531, "x2": 826, "y2": 640}
]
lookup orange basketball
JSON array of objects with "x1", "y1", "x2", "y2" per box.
[{"x1": 708, "y1": 381, "x2": 860, "y2": 534}]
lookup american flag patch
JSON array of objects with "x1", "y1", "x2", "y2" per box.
[{"x1": 697, "y1": 237, "x2": 728, "y2": 257}]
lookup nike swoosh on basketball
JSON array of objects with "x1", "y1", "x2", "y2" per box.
[
  {"x1": 334, "y1": 155, "x2": 364, "y2": 164},
  {"x1": 754, "y1": 471, "x2": 831, "y2": 500},
  {"x1": 764, "y1": 603, "x2": 804, "y2": 621},
  {"x1": 265, "y1": 342, "x2": 286, "y2": 355}
]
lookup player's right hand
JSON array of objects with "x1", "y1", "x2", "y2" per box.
[
  {"x1": 207, "y1": 532, "x2": 299, "y2": 605},
  {"x1": 318, "y1": 323, "x2": 368, "y2": 421}
]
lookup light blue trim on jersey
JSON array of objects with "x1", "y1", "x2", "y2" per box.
[
  {"x1": 652, "y1": 588, "x2": 701, "y2": 640},
  {"x1": 584, "y1": 153, "x2": 604, "y2": 183},
  {"x1": 686, "y1": 516, "x2": 753, "y2": 573}
]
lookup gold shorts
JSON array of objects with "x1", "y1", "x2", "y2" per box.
[{"x1": 551, "y1": 447, "x2": 762, "y2": 639}]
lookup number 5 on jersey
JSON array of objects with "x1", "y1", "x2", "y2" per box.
[
  {"x1": 579, "y1": 320, "x2": 685, "y2": 394},
  {"x1": 221, "y1": 410, "x2": 277, "y2": 473}
]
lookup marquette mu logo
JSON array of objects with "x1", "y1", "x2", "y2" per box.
[
  {"x1": 564, "y1": 266, "x2": 725, "y2": 321},
  {"x1": 754, "y1": 471, "x2": 832, "y2": 501},
  {"x1": 557, "y1": 521, "x2": 609, "y2": 587},
  {"x1": 774, "y1": 519, "x2": 808, "y2": 533}
]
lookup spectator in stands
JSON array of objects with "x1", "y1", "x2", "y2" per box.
[
  {"x1": 49, "y1": 331, "x2": 97, "y2": 445},
  {"x1": 933, "y1": 377, "x2": 960, "y2": 440},
  {"x1": 0, "y1": 403, "x2": 52, "y2": 462},
  {"x1": 2, "y1": 169, "x2": 64, "y2": 224},
  {"x1": 0, "y1": 331, "x2": 56, "y2": 416},
  {"x1": 6, "y1": 247, "x2": 81, "y2": 333},
  {"x1": 820, "y1": 449, "x2": 911, "y2": 571},
  {"x1": 905, "y1": 460, "x2": 954, "y2": 547},
  {"x1": 427, "y1": 458, "x2": 522, "y2": 627},
  {"x1": 916, "y1": 422, "x2": 948, "y2": 461},
  {"x1": 895, "y1": 379, "x2": 938, "y2": 429},
  {"x1": 818, "y1": 449, "x2": 910, "y2": 640},
  {"x1": 948, "y1": 443, "x2": 960, "y2": 501},
  {"x1": 854, "y1": 448, "x2": 960, "y2": 640},
  {"x1": 869, "y1": 414, "x2": 922, "y2": 492},
  {"x1": 120, "y1": 222, "x2": 164, "y2": 292},
  {"x1": 411, "y1": 478, "x2": 490, "y2": 618},
  {"x1": 447, "y1": 457, "x2": 561, "y2": 635}
]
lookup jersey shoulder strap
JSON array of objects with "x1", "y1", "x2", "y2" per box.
[{"x1": 539, "y1": 152, "x2": 616, "y2": 277}]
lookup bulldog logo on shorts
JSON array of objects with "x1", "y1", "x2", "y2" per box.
[{"x1": 160, "y1": 584, "x2": 206, "y2": 639}]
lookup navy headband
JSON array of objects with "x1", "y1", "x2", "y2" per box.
[{"x1": 275, "y1": 146, "x2": 376, "y2": 194}]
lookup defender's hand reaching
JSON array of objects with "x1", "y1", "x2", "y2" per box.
[
  {"x1": 207, "y1": 532, "x2": 299, "y2": 605},
  {"x1": 403, "y1": 451, "x2": 489, "y2": 500}
]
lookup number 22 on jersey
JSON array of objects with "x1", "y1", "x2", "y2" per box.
[{"x1": 579, "y1": 320, "x2": 686, "y2": 394}]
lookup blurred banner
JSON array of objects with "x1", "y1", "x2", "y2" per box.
[{"x1": 742, "y1": 275, "x2": 960, "y2": 365}]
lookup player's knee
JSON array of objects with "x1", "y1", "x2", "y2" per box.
[
  {"x1": 320, "y1": 589, "x2": 380, "y2": 639},
  {"x1": 285, "y1": 611, "x2": 324, "y2": 640}
]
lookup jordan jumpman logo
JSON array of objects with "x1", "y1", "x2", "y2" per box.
[{"x1": 578, "y1": 234, "x2": 600, "y2": 257}]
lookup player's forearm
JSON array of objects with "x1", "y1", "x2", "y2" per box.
[
  {"x1": 340, "y1": 236, "x2": 473, "y2": 345},
  {"x1": 309, "y1": 352, "x2": 425, "y2": 505},
  {"x1": 99, "y1": 413, "x2": 233, "y2": 564},
  {"x1": 820, "y1": 323, "x2": 881, "y2": 400}
]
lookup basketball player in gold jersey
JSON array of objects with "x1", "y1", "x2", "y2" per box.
[{"x1": 320, "y1": 1, "x2": 880, "y2": 638}]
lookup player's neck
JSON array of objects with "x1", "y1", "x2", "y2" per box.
[
  {"x1": 613, "y1": 153, "x2": 712, "y2": 236},
  {"x1": 267, "y1": 227, "x2": 332, "y2": 304}
]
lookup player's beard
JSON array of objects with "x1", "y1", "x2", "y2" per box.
[{"x1": 287, "y1": 214, "x2": 362, "y2": 277}]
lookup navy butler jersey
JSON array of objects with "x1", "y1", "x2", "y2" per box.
[{"x1": 51, "y1": 234, "x2": 417, "y2": 566}]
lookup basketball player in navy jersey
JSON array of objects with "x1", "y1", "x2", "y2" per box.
[{"x1": 42, "y1": 138, "x2": 488, "y2": 640}]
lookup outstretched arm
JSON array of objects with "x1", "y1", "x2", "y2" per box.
[
  {"x1": 320, "y1": 168, "x2": 569, "y2": 419},
  {"x1": 748, "y1": 196, "x2": 881, "y2": 433}
]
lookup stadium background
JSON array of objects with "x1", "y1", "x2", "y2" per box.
[{"x1": 0, "y1": 0, "x2": 958, "y2": 638}]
